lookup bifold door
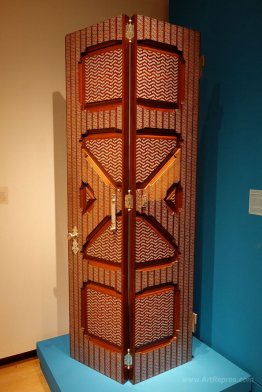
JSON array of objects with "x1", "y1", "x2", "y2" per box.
[{"x1": 66, "y1": 14, "x2": 200, "y2": 384}]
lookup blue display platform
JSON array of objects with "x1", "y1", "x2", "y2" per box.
[{"x1": 37, "y1": 335, "x2": 251, "y2": 392}]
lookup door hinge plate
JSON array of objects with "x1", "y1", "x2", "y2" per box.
[
  {"x1": 126, "y1": 20, "x2": 134, "y2": 42},
  {"x1": 192, "y1": 312, "x2": 198, "y2": 333},
  {"x1": 125, "y1": 191, "x2": 133, "y2": 210},
  {"x1": 124, "y1": 349, "x2": 133, "y2": 369}
]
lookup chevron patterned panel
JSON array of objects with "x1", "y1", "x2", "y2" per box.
[
  {"x1": 84, "y1": 49, "x2": 122, "y2": 103},
  {"x1": 85, "y1": 137, "x2": 122, "y2": 183},
  {"x1": 86, "y1": 220, "x2": 122, "y2": 263},
  {"x1": 136, "y1": 137, "x2": 177, "y2": 183},
  {"x1": 86, "y1": 287, "x2": 122, "y2": 346},
  {"x1": 135, "y1": 288, "x2": 174, "y2": 348},
  {"x1": 135, "y1": 219, "x2": 175, "y2": 263},
  {"x1": 137, "y1": 48, "x2": 179, "y2": 103}
]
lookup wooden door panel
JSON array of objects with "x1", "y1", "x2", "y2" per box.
[
  {"x1": 130, "y1": 15, "x2": 200, "y2": 383},
  {"x1": 66, "y1": 14, "x2": 200, "y2": 384},
  {"x1": 66, "y1": 15, "x2": 129, "y2": 383}
]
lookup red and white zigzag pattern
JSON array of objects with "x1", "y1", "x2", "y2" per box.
[
  {"x1": 85, "y1": 138, "x2": 122, "y2": 183},
  {"x1": 86, "y1": 220, "x2": 122, "y2": 263},
  {"x1": 136, "y1": 137, "x2": 176, "y2": 183},
  {"x1": 86, "y1": 288, "x2": 122, "y2": 346},
  {"x1": 135, "y1": 289, "x2": 174, "y2": 347},
  {"x1": 137, "y1": 48, "x2": 179, "y2": 103},
  {"x1": 135, "y1": 219, "x2": 175, "y2": 263},
  {"x1": 85, "y1": 49, "x2": 122, "y2": 103}
]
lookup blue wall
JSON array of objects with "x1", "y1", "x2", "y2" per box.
[{"x1": 170, "y1": 0, "x2": 262, "y2": 388}]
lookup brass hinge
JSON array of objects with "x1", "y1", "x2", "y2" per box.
[
  {"x1": 192, "y1": 312, "x2": 198, "y2": 333},
  {"x1": 126, "y1": 19, "x2": 134, "y2": 42},
  {"x1": 124, "y1": 349, "x2": 133, "y2": 369},
  {"x1": 125, "y1": 190, "x2": 133, "y2": 210}
]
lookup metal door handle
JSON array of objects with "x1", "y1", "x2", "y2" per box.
[
  {"x1": 67, "y1": 226, "x2": 80, "y2": 255},
  {"x1": 110, "y1": 194, "x2": 117, "y2": 233}
]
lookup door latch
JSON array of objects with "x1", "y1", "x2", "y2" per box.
[
  {"x1": 67, "y1": 226, "x2": 80, "y2": 255},
  {"x1": 125, "y1": 190, "x2": 133, "y2": 211}
]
